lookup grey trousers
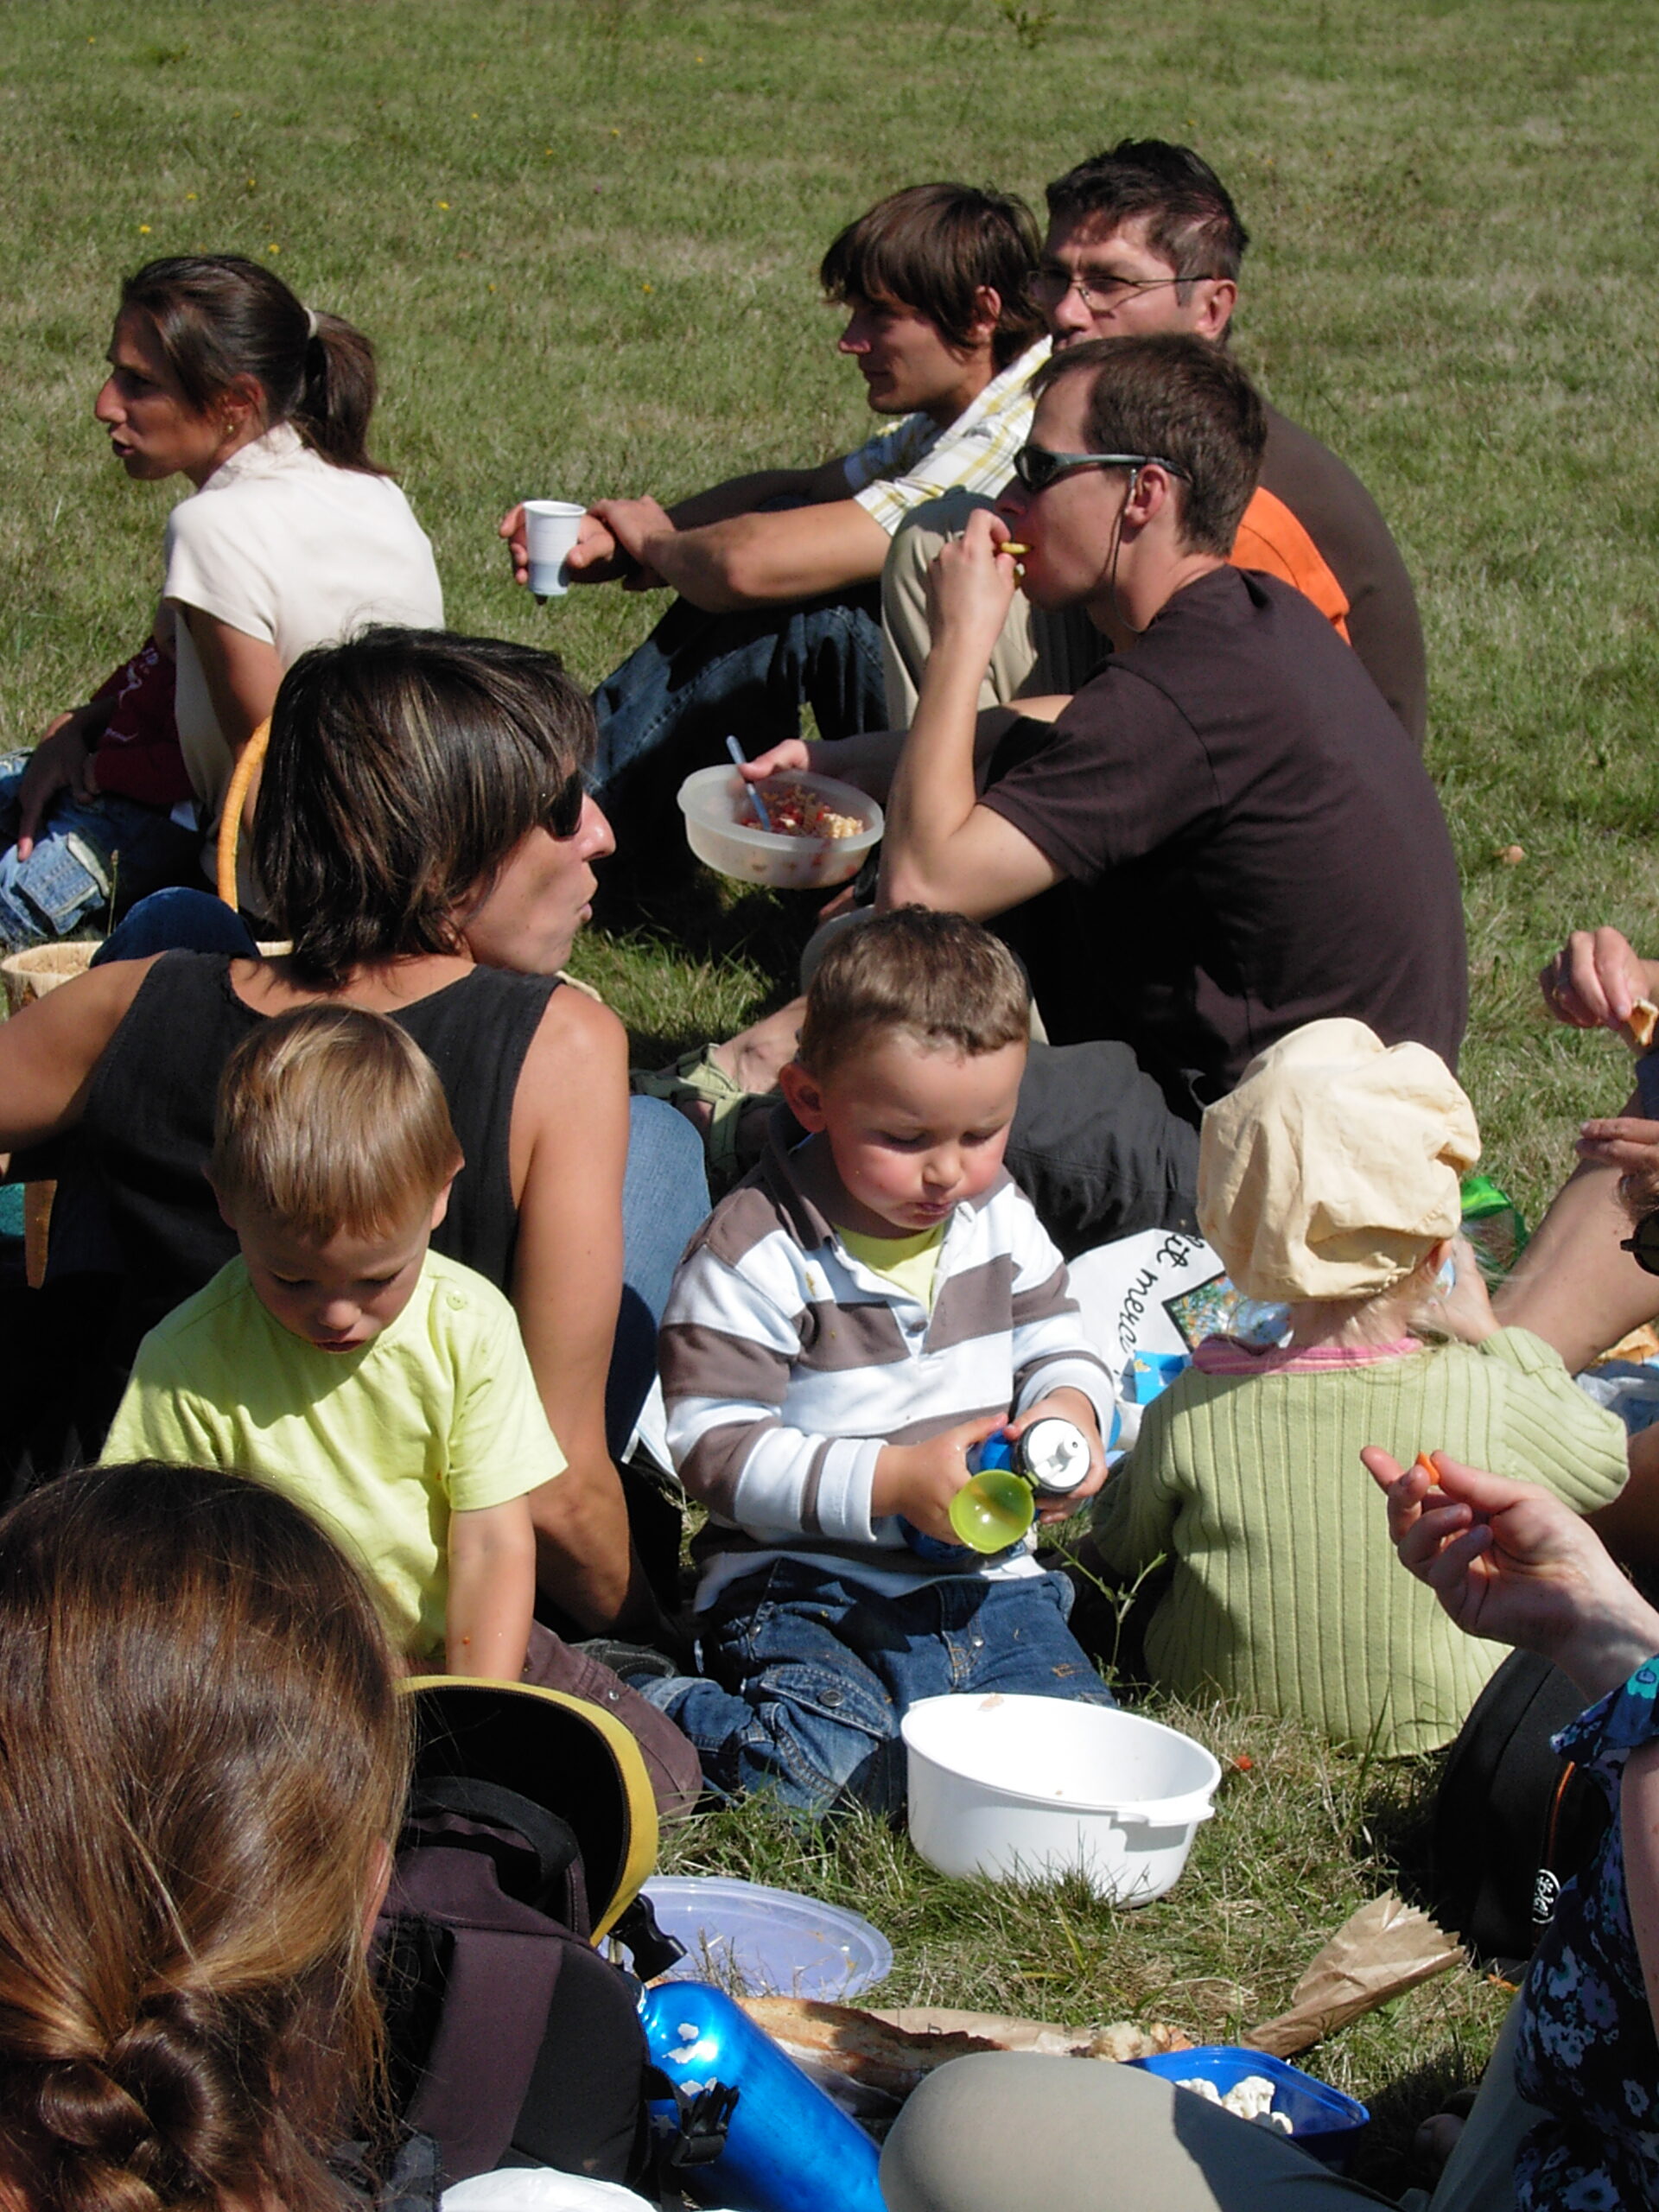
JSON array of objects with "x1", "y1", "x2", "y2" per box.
[{"x1": 880, "y1": 2003, "x2": 1541, "y2": 2212}]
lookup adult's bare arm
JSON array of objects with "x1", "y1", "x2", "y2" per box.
[
  {"x1": 499, "y1": 461, "x2": 847, "y2": 592},
  {"x1": 1363, "y1": 1448, "x2": 1659, "y2": 1697},
  {"x1": 596, "y1": 481, "x2": 890, "y2": 613},
  {"x1": 0, "y1": 959, "x2": 155, "y2": 1149},
  {"x1": 14, "y1": 713, "x2": 106, "y2": 857},
  {"x1": 508, "y1": 988, "x2": 651, "y2": 1633},
  {"x1": 879, "y1": 512, "x2": 1063, "y2": 918},
  {"x1": 666, "y1": 459, "x2": 847, "y2": 531},
  {"x1": 179, "y1": 607, "x2": 283, "y2": 759}
]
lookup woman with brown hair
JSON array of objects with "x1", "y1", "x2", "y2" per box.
[
  {"x1": 3, "y1": 252, "x2": 442, "y2": 942},
  {"x1": 0, "y1": 627, "x2": 709, "y2": 1678},
  {"x1": 0, "y1": 1459, "x2": 410, "y2": 2212}
]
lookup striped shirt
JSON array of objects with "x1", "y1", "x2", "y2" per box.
[
  {"x1": 842, "y1": 340, "x2": 1051, "y2": 537},
  {"x1": 661, "y1": 1126, "x2": 1114, "y2": 1598}
]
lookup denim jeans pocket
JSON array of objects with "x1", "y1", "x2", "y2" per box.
[{"x1": 0, "y1": 831, "x2": 110, "y2": 935}]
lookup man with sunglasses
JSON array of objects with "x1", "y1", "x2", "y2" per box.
[
  {"x1": 882, "y1": 141, "x2": 1427, "y2": 747},
  {"x1": 862, "y1": 332, "x2": 1464, "y2": 1249}
]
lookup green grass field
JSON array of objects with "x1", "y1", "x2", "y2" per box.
[{"x1": 4, "y1": 0, "x2": 1657, "y2": 2187}]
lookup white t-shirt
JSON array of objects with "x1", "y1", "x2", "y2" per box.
[{"x1": 161, "y1": 422, "x2": 444, "y2": 836}]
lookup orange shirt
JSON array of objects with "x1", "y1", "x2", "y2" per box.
[{"x1": 1230, "y1": 485, "x2": 1351, "y2": 641}]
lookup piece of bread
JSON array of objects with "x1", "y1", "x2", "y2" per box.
[
  {"x1": 734, "y1": 1997, "x2": 1189, "y2": 2095},
  {"x1": 1628, "y1": 998, "x2": 1658, "y2": 1050}
]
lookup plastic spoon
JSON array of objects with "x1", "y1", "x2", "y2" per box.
[{"x1": 725, "y1": 735, "x2": 773, "y2": 832}]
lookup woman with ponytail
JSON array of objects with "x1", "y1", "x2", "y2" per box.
[
  {"x1": 3, "y1": 254, "x2": 442, "y2": 940},
  {"x1": 0, "y1": 1459, "x2": 410, "y2": 2212}
]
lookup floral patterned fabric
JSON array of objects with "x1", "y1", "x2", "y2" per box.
[{"x1": 1513, "y1": 1655, "x2": 1659, "y2": 2208}]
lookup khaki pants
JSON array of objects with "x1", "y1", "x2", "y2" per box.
[
  {"x1": 880, "y1": 2002, "x2": 1540, "y2": 2212},
  {"x1": 880, "y1": 491, "x2": 1104, "y2": 725}
]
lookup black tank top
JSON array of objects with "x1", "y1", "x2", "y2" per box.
[{"x1": 84, "y1": 953, "x2": 562, "y2": 1338}]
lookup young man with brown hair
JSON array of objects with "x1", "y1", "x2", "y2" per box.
[
  {"x1": 877, "y1": 332, "x2": 1463, "y2": 1244},
  {"x1": 499, "y1": 182, "x2": 1047, "y2": 831}
]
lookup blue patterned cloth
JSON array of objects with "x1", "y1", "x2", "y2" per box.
[{"x1": 1513, "y1": 1655, "x2": 1659, "y2": 2208}]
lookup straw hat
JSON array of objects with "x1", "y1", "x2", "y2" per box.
[{"x1": 1198, "y1": 1019, "x2": 1480, "y2": 1302}]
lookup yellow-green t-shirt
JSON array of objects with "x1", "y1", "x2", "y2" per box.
[
  {"x1": 836, "y1": 1223, "x2": 946, "y2": 1313},
  {"x1": 101, "y1": 1249, "x2": 564, "y2": 1659}
]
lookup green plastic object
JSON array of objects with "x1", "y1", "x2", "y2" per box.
[
  {"x1": 1460, "y1": 1173, "x2": 1528, "y2": 1282},
  {"x1": 946, "y1": 1468, "x2": 1035, "y2": 1553}
]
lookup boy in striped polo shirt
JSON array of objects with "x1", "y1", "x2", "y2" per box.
[{"x1": 644, "y1": 908, "x2": 1118, "y2": 1814}]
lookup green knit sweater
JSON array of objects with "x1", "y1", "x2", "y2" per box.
[{"x1": 1090, "y1": 1328, "x2": 1630, "y2": 1755}]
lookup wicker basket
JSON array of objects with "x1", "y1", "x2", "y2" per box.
[{"x1": 0, "y1": 940, "x2": 99, "y2": 1016}]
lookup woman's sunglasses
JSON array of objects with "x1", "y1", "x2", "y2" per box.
[
  {"x1": 1621, "y1": 1211, "x2": 1659, "y2": 1277},
  {"x1": 543, "y1": 775, "x2": 587, "y2": 840}
]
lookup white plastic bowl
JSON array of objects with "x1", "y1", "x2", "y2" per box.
[
  {"x1": 900, "y1": 1694, "x2": 1221, "y2": 1904},
  {"x1": 677, "y1": 765, "x2": 883, "y2": 889}
]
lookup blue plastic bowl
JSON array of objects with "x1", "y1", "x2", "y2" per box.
[{"x1": 1128, "y1": 2046, "x2": 1369, "y2": 2171}]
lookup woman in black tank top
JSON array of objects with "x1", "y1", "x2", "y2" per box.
[{"x1": 0, "y1": 629, "x2": 703, "y2": 1637}]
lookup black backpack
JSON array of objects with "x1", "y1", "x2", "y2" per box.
[
  {"x1": 374, "y1": 1678, "x2": 699, "y2": 2191},
  {"x1": 1431, "y1": 1647, "x2": 1610, "y2": 1971}
]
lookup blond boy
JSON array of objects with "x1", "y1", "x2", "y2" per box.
[{"x1": 103, "y1": 1007, "x2": 554, "y2": 1679}]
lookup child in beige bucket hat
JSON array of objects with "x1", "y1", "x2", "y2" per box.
[{"x1": 1087, "y1": 1019, "x2": 1630, "y2": 1756}]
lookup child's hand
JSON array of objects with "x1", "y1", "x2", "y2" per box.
[
  {"x1": 1009, "y1": 1389, "x2": 1109, "y2": 1521},
  {"x1": 872, "y1": 1413, "x2": 1007, "y2": 1542}
]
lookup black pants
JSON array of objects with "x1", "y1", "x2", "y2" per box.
[{"x1": 1007, "y1": 1039, "x2": 1200, "y2": 1260}]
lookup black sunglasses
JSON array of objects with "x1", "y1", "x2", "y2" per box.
[
  {"x1": 1009, "y1": 443, "x2": 1189, "y2": 495},
  {"x1": 1621, "y1": 1211, "x2": 1659, "y2": 1277},
  {"x1": 543, "y1": 774, "x2": 587, "y2": 840}
]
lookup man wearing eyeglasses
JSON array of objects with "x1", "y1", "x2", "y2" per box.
[{"x1": 882, "y1": 141, "x2": 1427, "y2": 747}]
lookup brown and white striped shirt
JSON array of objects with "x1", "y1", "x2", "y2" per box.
[{"x1": 661, "y1": 1128, "x2": 1115, "y2": 1601}]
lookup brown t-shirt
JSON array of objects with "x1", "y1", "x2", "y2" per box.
[
  {"x1": 1258, "y1": 404, "x2": 1427, "y2": 748},
  {"x1": 980, "y1": 566, "x2": 1466, "y2": 1116}
]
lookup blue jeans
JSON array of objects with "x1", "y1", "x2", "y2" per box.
[
  {"x1": 639, "y1": 1561, "x2": 1115, "y2": 1815},
  {"x1": 0, "y1": 757, "x2": 200, "y2": 951},
  {"x1": 609, "y1": 1096, "x2": 709, "y2": 1457},
  {"x1": 92, "y1": 885, "x2": 258, "y2": 964},
  {"x1": 589, "y1": 584, "x2": 887, "y2": 806}
]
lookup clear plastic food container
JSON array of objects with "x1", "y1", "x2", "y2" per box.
[{"x1": 677, "y1": 766, "x2": 883, "y2": 889}]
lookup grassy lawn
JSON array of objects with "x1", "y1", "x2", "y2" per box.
[{"x1": 4, "y1": 0, "x2": 1656, "y2": 2189}]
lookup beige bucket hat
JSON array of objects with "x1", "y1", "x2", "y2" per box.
[{"x1": 1198, "y1": 1018, "x2": 1480, "y2": 1302}]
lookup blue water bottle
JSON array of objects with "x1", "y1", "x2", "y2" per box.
[{"x1": 640, "y1": 1980, "x2": 887, "y2": 2212}]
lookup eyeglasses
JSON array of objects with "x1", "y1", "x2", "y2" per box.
[
  {"x1": 1009, "y1": 442, "x2": 1188, "y2": 494},
  {"x1": 1621, "y1": 1212, "x2": 1659, "y2": 1277},
  {"x1": 1028, "y1": 268, "x2": 1216, "y2": 314}
]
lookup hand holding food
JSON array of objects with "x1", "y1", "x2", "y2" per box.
[
  {"x1": 924, "y1": 509, "x2": 1021, "y2": 652},
  {"x1": 1539, "y1": 925, "x2": 1657, "y2": 1036},
  {"x1": 1362, "y1": 1447, "x2": 1659, "y2": 1694}
]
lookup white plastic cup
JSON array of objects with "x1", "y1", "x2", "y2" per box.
[{"x1": 523, "y1": 499, "x2": 586, "y2": 597}]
